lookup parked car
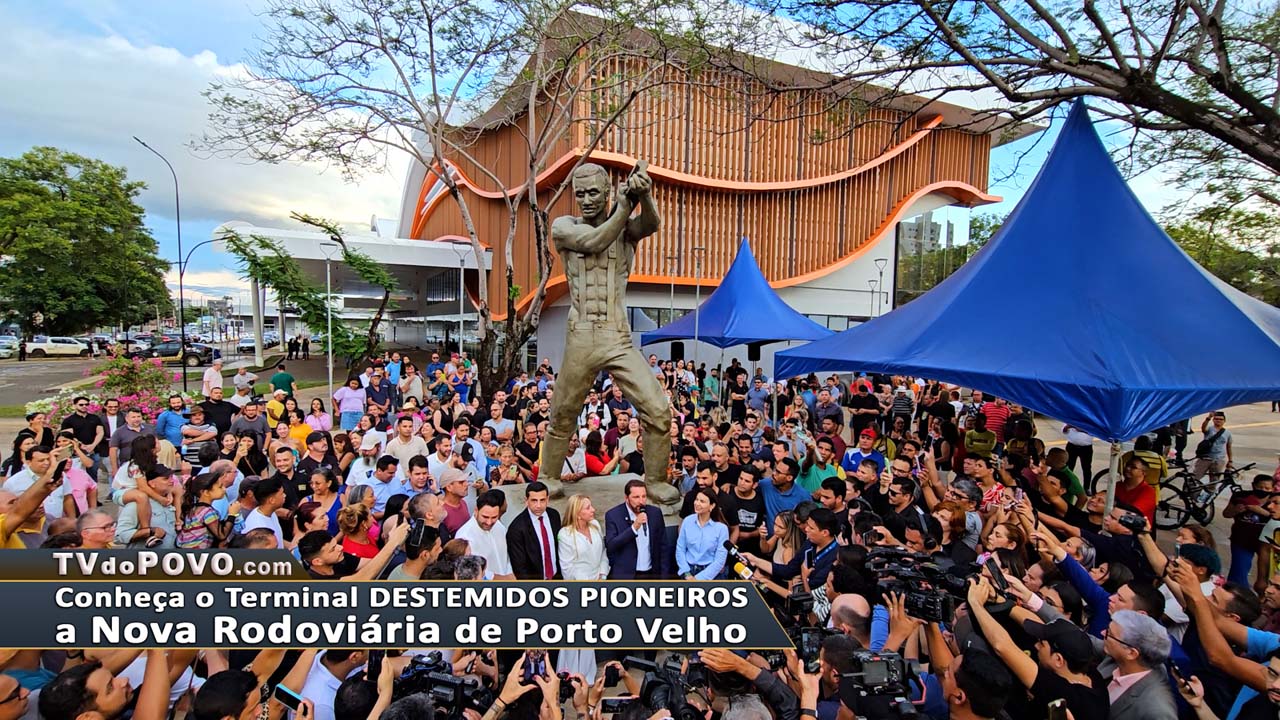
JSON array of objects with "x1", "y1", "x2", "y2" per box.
[
  {"x1": 236, "y1": 336, "x2": 257, "y2": 353},
  {"x1": 26, "y1": 337, "x2": 91, "y2": 357},
  {"x1": 0, "y1": 339, "x2": 15, "y2": 359},
  {"x1": 140, "y1": 341, "x2": 217, "y2": 366}
]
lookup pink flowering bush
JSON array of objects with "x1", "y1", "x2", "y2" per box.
[{"x1": 29, "y1": 350, "x2": 194, "y2": 425}]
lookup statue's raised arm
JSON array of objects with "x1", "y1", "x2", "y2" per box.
[{"x1": 537, "y1": 161, "x2": 676, "y2": 504}]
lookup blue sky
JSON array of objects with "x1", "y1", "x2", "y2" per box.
[{"x1": 0, "y1": 0, "x2": 1180, "y2": 304}]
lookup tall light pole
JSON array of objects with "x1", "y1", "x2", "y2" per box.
[
  {"x1": 446, "y1": 241, "x2": 469, "y2": 356},
  {"x1": 874, "y1": 257, "x2": 889, "y2": 315},
  {"x1": 134, "y1": 136, "x2": 187, "y2": 390},
  {"x1": 691, "y1": 246, "x2": 705, "y2": 369},
  {"x1": 320, "y1": 242, "x2": 340, "y2": 402},
  {"x1": 666, "y1": 254, "x2": 678, "y2": 327},
  {"x1": 867, "y1": 279, "x2": 879, "y2": 317}
]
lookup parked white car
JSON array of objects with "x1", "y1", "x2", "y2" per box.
[{"x1": 26, "y1": 336, "x2": 91, "y2": 357}]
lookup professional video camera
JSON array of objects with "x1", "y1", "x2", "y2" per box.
[
  {"x1": 839, "y1": 650, "x2": 922, "y2": 720},
  {"x1": 866, "y1": 547, "x2": 977, "y2": 623},
  {"x1": 621, "y1": 655, "x2": 706, "y2": 720},
  {"x1": 390, "y1": 651, "x2": 495, "y2": 719}
]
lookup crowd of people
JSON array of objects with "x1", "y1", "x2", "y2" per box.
[{"x1": 0, "y1": 348, "x2": 1279, "y2": 720}]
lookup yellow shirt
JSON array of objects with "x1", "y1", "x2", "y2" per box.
[
  {"x1": 266, "y1": 399, "x2": 286, "y2": 427},
  {"x1": 0, "y1": 514, "x2": 26, "y2": 549},
  {"x1": 288, "y1": 423, "x2": 311, "y2": 448}
]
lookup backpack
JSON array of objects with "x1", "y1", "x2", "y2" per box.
[{"x1": 1194, "y1": 428, "x2": 1226, "y2": 459}]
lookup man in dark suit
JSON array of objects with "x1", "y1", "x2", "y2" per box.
[
  {"x1": 505, "y1": 482, "x2": 562, "y2": 580},
  {"x1": 605, "y1": 478, "x2": 668, "y2": 579}
]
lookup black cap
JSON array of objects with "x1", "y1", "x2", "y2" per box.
[{"x1": 1021, "y1": 619, "x2": 1094, "y2": 665}]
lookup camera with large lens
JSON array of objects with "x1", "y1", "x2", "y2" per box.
[
  {"x1": 866, "y1": 547, "x2": 976, "y2": 623},
  {"x1": 391, "y1": 652, "x2": 495, "y2": 719},
  {"x1": 622, "y1": 656, "x2": 704, "y2": 720},
  {"x1": 1117, "y1": 512, "x2": 1147, "y2": 534},
  {"x1": 839, "y1": 650, "x2": 921, "y2": 720},
  {"x1": 783, "y1": 590, "x2": 814, "y2": 618},
  {"x1": 845, "y1": 650, "x2": 910, "y2": 696}
]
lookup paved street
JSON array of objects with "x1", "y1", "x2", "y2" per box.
[{"x1": 0, "y1": 358, "x2": 100, "y2": 405}]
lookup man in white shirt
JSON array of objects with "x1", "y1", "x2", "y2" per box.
[
  {"x1": 427, "y1": 436, "x2": 457, "y2": 481},
  {"x1": 2, "y1": 445, "x2": 73, "y2": 520},
  {"x1": 300, "y1": 650, "x2": 367, "y2": 720},
  {"x1": 201, "y1": 358, "x2": 224, "y2": 396},
  {"x1": 454, "y1": 490, "x2": 514, "y2": 579},
  {"x1": 228, "y1": 383, "x2": 253, "y2": 409},
  {"x1": 241, "y1": 475, "x2": 287, "y2": 549},
  {"x1": 348, "y1": 456, "x2": 408, "y2": 519},
  {"x1": 232, "y1": 366, "x2": 258, "y2": 393},
  {"x1": 578, "y1": 390, "x2": 613, "y2": 429},
  {"x1": 346, "y1": 433, "x2": 386, "y2": 484},
  {"x1": 561, "y1": 433, "x2": 587, "y2": 482}
]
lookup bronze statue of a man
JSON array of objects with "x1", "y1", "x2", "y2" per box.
[{"x1": 537, "y1": 162, "x2": 676, "y2": 502}]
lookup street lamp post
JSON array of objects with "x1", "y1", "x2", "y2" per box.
[
  {"x1": 873, "y1": 257, "x2": 889, "y2": 316},
  {"x1": 320, "y1": 242, "x2": 340, "y2": 403},
  {"x1": 134, "y1": 136, "x2": 187, "y2": 390},
  {"x1": 666, "y1": 253, "x2": 678, "y2": 333},
  {"x1": 867, "y1": 279, "x2": 879, "y2": 317},
  {"x1": 445, "y1": 241, "x2": 469, "y2": 356}
]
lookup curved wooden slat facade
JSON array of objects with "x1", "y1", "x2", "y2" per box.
[{"x1": 408, "y1": 61, "x2": 998, "y2": 319}]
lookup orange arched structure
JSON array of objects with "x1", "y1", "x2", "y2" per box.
[{"x1": 407, "y1": 69, "x2": 1002, "y2": 321}]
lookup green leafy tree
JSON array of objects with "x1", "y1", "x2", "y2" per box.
[
  {"x1": 0, "y1": 147, "x2": 171, "y2": 336},
  {"x1": 1163, "y1": 205, "x2": 1280, "y2": 306},
  {"x1": 220, "y1": 213, "x2": 397, "y2": 367}
]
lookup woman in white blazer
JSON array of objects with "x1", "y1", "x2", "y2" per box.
[{"x1": 555, "y1": 494, "x2": 610, "y2": 681}]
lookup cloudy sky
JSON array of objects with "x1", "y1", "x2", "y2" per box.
[
  {"x1": 1, "y1": 0, "x2": 1177, "y2": 307},
  {"x1": 0, "y1": 0, "x2": 407, "y2": 306}
]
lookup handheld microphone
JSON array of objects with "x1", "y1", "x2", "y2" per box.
[{"x1": 723, "y1": 540, "x2": 754, "y2": 580}]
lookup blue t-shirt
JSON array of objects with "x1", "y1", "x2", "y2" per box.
[
  {"x1": 155, "y1": 409, "x2": 186, "y2": 448},
  {"x1": 842, "y1": 448, "x2": 886, "y2": 475},
  {"x1": 759, "y1": 477, "x2": 809, "y2": 528},
  {"x1": 1226, "y1": 628, "x2": 1279, "y2": 720}
]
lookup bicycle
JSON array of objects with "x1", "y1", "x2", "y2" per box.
[{"x1": 1152, "y1": 462, "x2": 1257, "y2": 530}]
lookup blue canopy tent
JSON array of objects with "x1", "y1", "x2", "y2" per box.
[
  {"x1": 640, "y1": 239, "x2": 833, "y2": 348},
  {"x1": 775, "y1": 100, "x2": 1280, "y2": 509}
]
